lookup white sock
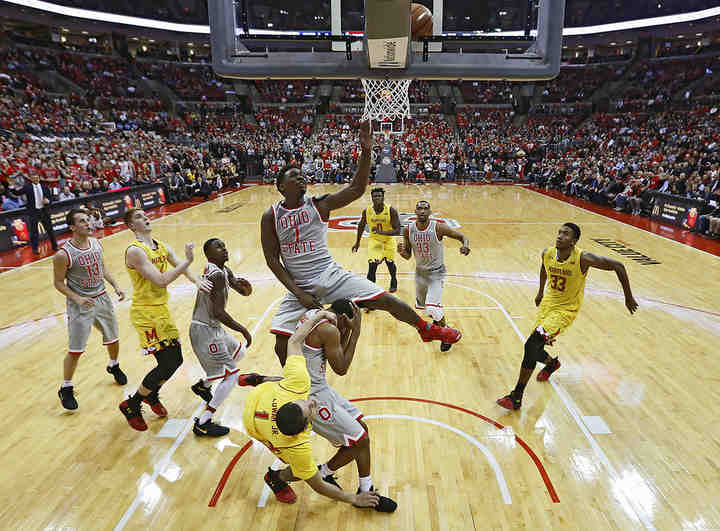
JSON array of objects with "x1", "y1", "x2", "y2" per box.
[
  {"x1": 107, "y1": 360, "x2": 119, "y2": 368},
  {"x1": 359, "y1": 476, "x2": 373, "y2": 492},
  {"x1": 61, "y1": 380, "x2": 73, "y2": 388},
  {"x1": 320, "y1": 463, "x2": 335, "y2": 477},
  {"x1": 199, "y1": 408, "x2": 213, "y2": 424},
  {"x1": 208, "y1": 371, "x2": 239, "y2": 411}
]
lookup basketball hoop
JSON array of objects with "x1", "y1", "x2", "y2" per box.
[{"x1": 361, "y1": 78, "x2": 411, "y2": 137}]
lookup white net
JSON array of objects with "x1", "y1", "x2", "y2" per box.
[{"x1": 361, "y1": 78, "x2": 411, "y2": 125}]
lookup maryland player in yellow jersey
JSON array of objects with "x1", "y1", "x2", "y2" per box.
[
  {"x1": 243, "y1": 310, "x2": 395, "y2": 512},
  {"x1": 497, "y1": 222, "x2": 639, "y2": 410},
  {"x1": 118, "y1": 208, "x2": 211, "y2": 431},
  {"x1": 352, "y1": 188, "x2": 401, "y2": 293}
]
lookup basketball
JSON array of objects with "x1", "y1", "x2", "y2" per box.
[{"x1": 411, "y1": 3, "x2": 433, "y2": 39}]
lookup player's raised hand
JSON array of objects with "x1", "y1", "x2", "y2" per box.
[
  {"x1": 359, "y1": 120, "x2": 372, "y2": 152},
  {"x1": 184, "y1": 242, "x2": 195, "y2": 262},
  {"x1": 351, "y1": 243, "x2": 360, "y2": 253},
  {"x1": 460, "y1": 245, "x2": 471, "y2": 255}
]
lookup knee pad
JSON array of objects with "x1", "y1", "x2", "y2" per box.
[
  {"x1": 367, "y1": 261, "x2": 379, "y2": 282},
  {"x1": 155, "y1": 342, "x2": 183, "y2": 381},
  {"x1": 521, "y1": 331, "x2": 546, "y2": 370}
]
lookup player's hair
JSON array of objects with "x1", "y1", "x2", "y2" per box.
[
  {"x1": 330, "y1": 298, "x2": 354, "y2": 319},
  {"x1": 371, "y1": 187, "x2": 384, "y2": 196},
  {"x1": 276, "y1": 164, "x2": 301, "y2": 190},
  {"x1": 66, "y1": 208, "x2": 86, "y2": 227},
  {"x1": 563, "y1": 222, "x2": 581, "y2": 241},
  {"x1": 276, "y1": 402, "x2": 307, "y2": 435},
  {"x1": 124, "y1": 207, "x2": 140, "y2": 227},
  {"x1": 416, "y1": 200, "x2": 431, "y2": 209},
  {"x1": 203, "y1": 238, "x2": 222, "y2": 257}
]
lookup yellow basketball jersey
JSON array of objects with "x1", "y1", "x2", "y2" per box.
[
  {"x1": 366, "y1": 204, "x2": 393, "y2": 242},
  {"x1": 541, "y1": 246, "x2": 587, "y2": 314},
  {"x1": 126, "y1": 239, "x2": 170, "y2": 307}
]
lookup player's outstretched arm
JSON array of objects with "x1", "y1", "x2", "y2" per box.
[
  {"x1": 315, "y1": 121, "x2": 373, "y2": 218},
  {"x1": 261, "y1": 207, "x2": 321, "y2": 309},
  {"x1": 167, "y1": 243, "x2": 212, "y2": 292},
  {"x1": 126, "y1": 243, "x2": 194, "y2": 288},
  {"x1": 581, "y1": 251, "x2": 639, "y2": 314},
  {"x1": 436, "y1": 223, "x2": 470, "y2": 254},
  {"x1": 397, "y1": 226, "x2": 412, "y2": 260}
]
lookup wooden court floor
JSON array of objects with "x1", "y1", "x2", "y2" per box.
[{"x1": 1, "y1": 185, "x2": 718, "y2": 530}]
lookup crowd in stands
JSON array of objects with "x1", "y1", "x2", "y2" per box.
[
  {"x1": 2, "y1": 36, "x2": 720, "y2": 241},
  {"x1": 255, "y1": 81, "x2": 317, "y2": 103}
]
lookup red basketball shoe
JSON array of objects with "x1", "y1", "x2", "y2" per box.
[
  {"x1": 143, "y1": 391, "x2": 168, "y2": 417},
  {"x1": 418, "y1": 323, "x2": 462, "y2": 344},
  {"x1": 536, "y1": 358, "x2": 561, "y2": 382},
  {"x1": 119, "y1": 400, "x2": 148, "y2": 431},
  {"x1": 264, "y1": 468, "x2": 297, "y2": 504}
]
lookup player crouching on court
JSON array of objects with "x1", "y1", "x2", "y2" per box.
[
  {"x1": 189, "y1": 238, "x2": 276, "y2": 437},
  {"x1": 242, "y1": 310, "x2": 397, "y2": 512}
]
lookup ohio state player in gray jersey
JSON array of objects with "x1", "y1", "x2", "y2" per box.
[
  {"x1": 398, "y1": 200, "x2": 471, "y2": 352},
  {"x1": 261, "y1": 121, "x2": 462, "y2": 367},
  {"x1": 52, "y1": 209, "x2": 126, "y2": 410},
  {"x1": 188, "y1": 238, "x2": 276, "y2": 437}
]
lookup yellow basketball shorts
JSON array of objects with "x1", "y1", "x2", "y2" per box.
[
  {"x1": 368, "y1": 237, "x2": 395, "y2": 262},
  {"x1": 130, "y1": 305, "x2": 180, "y2": 355},
  {"x1": 532, "y1": 308, "x2": 576, "y2": 342}
]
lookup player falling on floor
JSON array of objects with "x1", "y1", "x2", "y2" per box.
[
  {"x1": 242, "y1": 309, "x2": 395, "y2": 512},
  {"x1": 119, "y1": 208, "x2": 211, "y2": 431},
  {"x1": 397, "y1": 200, "x2": 470, "y2": 352},
  {"x1": 53, "y1": 208, "x2": 127, "y2": 410},
  {"x1": 189, "y1": 238, "x2": 276, "y2": 437},
  {"x1": 352, "y1": 187, "x2": 401, "y2": 294},
  {"x1": 497, "y1": 222, "x2": 639, "y2": 410},
  {"x1": 261, "y1": 120, "x2": 461, "y2": 367},
  {"x1": 298, "y1": 299, "x2": 395, "y2": 509}
]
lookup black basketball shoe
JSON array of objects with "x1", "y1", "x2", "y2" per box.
[
  {"x1": 193, "y1": 417, "x2": 230, "y2": 437},
  {"x1": 357, "y1": 487, "x2": 398, "y2": 513},
  {"x1": 106, "y1": 364, "x2": 127, "y2": 385},
  {"x1": 58, "y1": 386, "x2": 78, "y2": 410},
  {"x1": 191, "y1": 379, "x2": 213, "y2": 403},
  {"x1": 318, "y1": 465, "x2": 342, "y2": 489}
]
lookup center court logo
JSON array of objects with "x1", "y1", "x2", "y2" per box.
[{"x1": 329, "y1": 213, "x2": 461, "y2": 234}]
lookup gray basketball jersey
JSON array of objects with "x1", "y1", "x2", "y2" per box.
[
  {"x1": 409, "y1": 220, "x2": 445, "y2": 272},
  {"x1": 61, "y1": 238, "x2": 106, "y2": 297},
  {"x1": 191, "y1": 262, "x2": 229, "y2": 328},
  {"x1": 297, "y1": 309, "x2": 331, "y2": 391},
  {"x1": 273, "y1": 196, "x2": 334, "y2": 289}
]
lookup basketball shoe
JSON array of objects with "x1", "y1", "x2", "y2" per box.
[
  {"x1": 496, "y1": 391, "x2": 522, "y2": 410},
  {"x1": 143, "y1": 390, "x2": 168, "y2": 417},
  {"x1": 536, "y1": 357, "x2": 561, "y2": 381},
  {"x1": 106, "y1": 364, "x2": 127, "y2": 385},
  {"x1": 356, "y1": 487, "x2": 397, "y2": 513},
  {"x1": 119, "y1": 399, "x2": 148, "y2": 431},
  {"x1": 418, "y1": 323, "x2": 461, "y2": 344},
  {"x1": 193, "y1": 417, "x2": 230, "y2": 437},
  {"x1": 318, "y1": 465, "x2": 342, "y2": 489},
  {"x1": 389, "y1": 278, "x2": 398, "y2": 293},
  {"x1": 238, "y1": 373, "x2": 265, "y2": 387},
  {"x1": 264, "y1": 468, "x2": 297, "y2": 503},
  {"x1": 58, "y1": 386, "x2": 78, "y2": 410},
  {"x1": 191, "y1": 380, "x2": 213, "y2": 402}
]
